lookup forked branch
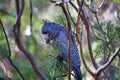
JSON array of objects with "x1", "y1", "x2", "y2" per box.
[{"x1": 13, "y1": 0, "x2": 48, "y2": 80}]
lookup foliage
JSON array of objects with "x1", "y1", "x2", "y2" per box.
[
  {"x1": 40, "y1": 56, "x2": 68, "y2": 80},
  {"x1": 54, "y1": 14, "x2": 66, "y2": 27},
  {"x1": 92, "y1": 21, "x2": 120, "y2": 79},
  {"x1": 34, "y1": 43, "x2": 68, "y2": 79}
]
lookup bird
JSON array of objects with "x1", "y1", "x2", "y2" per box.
[{"x1": 41, "y1": 21, "x2": 82, "y2": 80}]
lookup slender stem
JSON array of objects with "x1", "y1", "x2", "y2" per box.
[
  {"x1": 77, "y1": 0, "x2": 98, "y2": 69},
  {"x1": 57, "y1": 1, "x2": 72, "y2": 79},
  {"x1": 29, "y1": 0, "x2": 33, "y2": 33},
  {"x1": 0, "y1": 19, "x2": 25, "y2": 80},
  {"x1": 96, "y1": 47, "x2": 120, "y2": 74},
  {"x1": 75, "y1": 14, "x2": 95, "y2": 77}
]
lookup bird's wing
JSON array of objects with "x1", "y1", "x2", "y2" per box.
[{"x1": 55, "y1": 31, "x2": 81, "y2": 66}]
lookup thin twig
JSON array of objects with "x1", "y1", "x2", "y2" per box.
[
  {"x1": 55, "y1": 0, "x2": 70, "y2": 6},
  {"x1": 85, "y1": 0, "x2": 104, "y2": 13},
  {"x1": 75, "y1": 13, "x2": 95, "y2": 77},
  {"x1": 69, "y1": 1, "x2": 78, "y2": 12},
  {"x1": 77, "y1": 0, "x2": 98, "y2": 69},
  {"x1": 29, "y1": 0, "x2": 33, "y2": 33},
  {"x1": 96, "y1": 47, "x2": 120, "y2": 74},
  {"x1": 95, "y1": 13, "x2": 100, "y2": 25},
  {"x1": 96, "y1": 0, "x2": 105, "y2": 12},
  {"x1": 66, "y1": 3, "x2": 76, "y2": 25},
  {"x1": 49, "y1": 0, "x2": 56, "y2": 3},
  {"x1": 0, "y1": 19, "x2": 25, "y2": 80},
  {"x1": 13, "y1": 0, "x2": 24, "y2": 35},
  {"x1": 85, "y1": 0, "x2": 105, "y2": 25},
  {"x1": 1, "y1": 59, "x2": 8, "y2": 78}
]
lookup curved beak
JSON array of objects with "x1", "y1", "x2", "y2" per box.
[{"x1": 43, "y1": 34, "x2": 50, "y2": 44}]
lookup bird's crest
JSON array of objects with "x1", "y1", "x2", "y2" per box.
[{"x1": 42, "y1": 19, "x2": 50, "y2": 25}]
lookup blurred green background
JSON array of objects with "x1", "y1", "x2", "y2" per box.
[{"x1": 0, "y1": 0, "x2": 120, "y2": 80}]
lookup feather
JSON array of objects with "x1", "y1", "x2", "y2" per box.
[{"x1": 72, "y1": 66, "x2": 82, "y2": 80}]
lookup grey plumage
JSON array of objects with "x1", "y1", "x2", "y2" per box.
[{"x1": 41, "y1": 22, "x2": 82, "y2": 80}]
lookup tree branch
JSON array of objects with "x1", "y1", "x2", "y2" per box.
[
  {"x1": 13, "y1": 0, "x2": 48, "y2": 80},
  {"x1": 29, "y1": 0, "x2": 33, "y2": 33},
  {"x1": 0, "y1": 19, "x2": 25, "y2": 80},
  {"x1": 56, "y1": 0, "x2": 72, "y2": 80},
  {"x1": 96, "y1": 47, "x2": 120, "y2": 74},
  {"x1": 77, "y1": 0, "x2": 98, "y2": 69},
  {"x1": 75, "y1": 14, "x2": 95, "y2": 77},
  {"x1": 66, "y1": 3, "x2": 76, "y2": 25}
]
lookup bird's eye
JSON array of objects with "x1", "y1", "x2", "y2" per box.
[{"x1": 43, "y1": 32, "x2": 47, "y2": 34}]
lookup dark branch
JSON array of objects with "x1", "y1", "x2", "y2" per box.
[
  {"x1": 14, "y1": 0, "x2": 49, "y2": 80},
  {"x1": 77, "y1": 0, "x2": 98, "y2": 69},
  {"x1": 69, "y1": 1, "x2": 78, "y2": 12},
  {"x1": 66, "y1": 3, "x2": 76, "y2": 25},
  {"x1": 0, "y1": 19, "x2": 25, "y2": 80},
  {"x1": 29, "y1": 0, "x2": 33, "y2": 33},
  {"x1": 49, "y1": 0, "x2": 56, "y2": 3},
  {"x1": 75, "y1": 14, "x2": 95, "y2": 77},
  {"x1": 56, "y1": 0, "x2": 72, "y2": 80}
]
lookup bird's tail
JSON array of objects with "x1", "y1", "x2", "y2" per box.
[{"x1": 72, "y1": 66, "x2": 82, "y2": 80}]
